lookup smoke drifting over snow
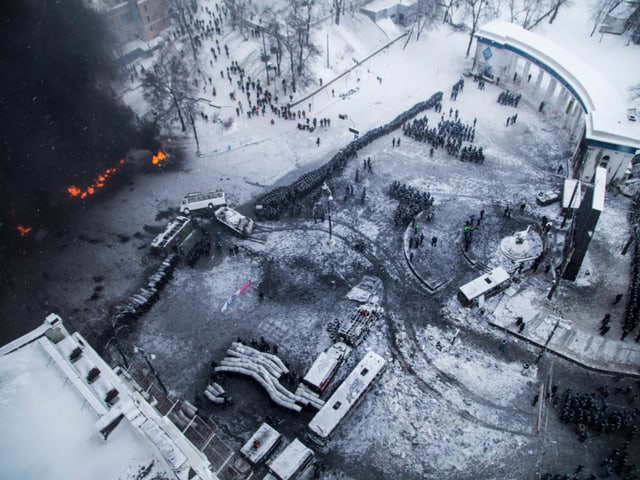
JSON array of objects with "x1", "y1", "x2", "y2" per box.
[{"x1": 0, "y1": 0, "x2": 158, "y2": 227}]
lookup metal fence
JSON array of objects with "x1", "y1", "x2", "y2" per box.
[{"x1": 125, "y1": 366, "x2": 253, "y2": 479}]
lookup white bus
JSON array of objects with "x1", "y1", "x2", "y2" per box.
[
  {"x1": 266, "y1": 438, "x2": 314, "y2": 480},
  {"x1": 307, "y1": 351, "x2": 386, "y2": 447},
  {"x1": 179, "y1": 191, "x2": 226, "y2": 215},
  {"x1": 457, "y1": 267, "x2": 511, "y2": 307},
  {"x1": 302, "y1": 342, "x2": 351, "y2": 395}
]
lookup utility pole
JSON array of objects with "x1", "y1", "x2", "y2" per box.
[
  {"x1": 322, "y1": 182, "x2": 333, "y2": 241},
  {"x1": 326, "y1": 33, "x2": 330, "y2": 69},
  {"x1": 262, "y1": 29, "x2": 270, "y2": 86},
  {"x1": 133, "y1": 346, "x2": 169, "y2": 394}
]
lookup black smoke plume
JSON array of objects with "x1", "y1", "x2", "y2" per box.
[{"x1": 0, "y1": 0, "x2": 158, "y2": 230}]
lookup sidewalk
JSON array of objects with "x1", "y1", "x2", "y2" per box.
[
  {"x1": 403, "y1": 206, "x2": 640, "y2": 378},
  {"x1": 485, "y1": 277, "x2": 640, "y2": 377}
]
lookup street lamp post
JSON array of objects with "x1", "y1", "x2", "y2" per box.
[
  {"x1": 105, "y1": 335, "x2": 130, "y2": 369},
  {"x1": 321, "y1": 182, "x2": 333, "y2": 241},
  {"x1": 133, "y1": 345, "x2": 169, "y2": 394}
]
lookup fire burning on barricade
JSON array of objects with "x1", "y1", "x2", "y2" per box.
[
  {"x1": 151, "y1": 150, "x2": 167, "y2": 165},
  {"x1": 17, "y1": 225, "x2": 32, "y2": 237},
  {"x1": 67, "y1": 159, "x2": 125, "y2": 199}
]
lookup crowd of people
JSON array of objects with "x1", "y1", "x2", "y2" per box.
[
  {"x1": 388, "y1": 181, "x2": 434, "y2": 227},
  {"x1": 450, "y1": 78, "x2": 464, "y2": 100},
  {"x1": 622, "y1": 195, "x2": 640, "y2": 342},
  {"x1": 497, "y1": 90, "x2": 522, "y2": 107},
  {"x1": 255, "y1": 93, "x2": 443, "y2": 219},
  {"x1": 403, "y1": 114, "x2": 484, "y2": 163}
]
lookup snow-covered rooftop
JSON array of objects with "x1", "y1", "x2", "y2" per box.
[
  {"x1": 362, "y1": 0, "x2": 416, "y2": 12},
  {"x1": 476, "y1": 20, "x2": 640, "y2": 154},
  {"x1": 0, "y1": 315, "x2": 216, "y2": 480}
]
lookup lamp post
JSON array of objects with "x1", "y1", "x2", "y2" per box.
[
  {"x1": 105, "y1": 335, "x2": 129, "y2": 369},
  {"x1": 321, "y1": 182, "x2": 333, "y2": 241},
  {"x1": 133, "y1": 345, "x2": 168, "y2": 394}
]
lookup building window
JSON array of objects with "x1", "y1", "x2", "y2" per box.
[
  {"x1": 147, "y1": 16, "x2": 151, "y2": 22},
  {"x1": 144, "y1": 4, "x2": 148, "y2": 11},
  {"x1": 601, "y1": 155, "x2": 610, "y2": 168}
]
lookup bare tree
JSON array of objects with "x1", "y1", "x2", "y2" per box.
[
  {"x1": 505, "y1": 0, "x2": 550, "y2": 29},
  {"x1": 282, "y1": 0, "x2": 317, "y2": 84},
  {"x1": 630, "y1": 83, "x2": 640, "y2": 101},
  {"x1": 590, "y1": 0, "x2": 622, "y2": 35},
  {"x1": 223, "y1": 0, "x2": 249, "y2": 39},
  {"x1": 441, "y1": 0, "x2": 458, "y2": 24},
  {"x1": 142, "y1": 46, "x2": 196, "y2": 133},
  {"x1": 414, "y1": 0, "x2": 440, "y2": 40},
  {"x1": 548, "y1": 0, "x2": 571, "y2": 24},
  {"x1": 526, "y1": 0, "x2": 572, "y2": 29},
  {"x1": 261, "y1": 8, "x2": 284, "y2": 76},
  {"x1": 464, "y1": 0, "x2": 490, "y2": 57},
  {"x1": 168, "y1": 0, "x2": 199, "y2": 59},
  {"x1": 333, "y1": 0, "x2": 345, "y2": 25}
]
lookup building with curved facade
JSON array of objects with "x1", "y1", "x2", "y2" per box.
[{"x1": 474, "y1": 21, "x2": 640, "y2": 185}]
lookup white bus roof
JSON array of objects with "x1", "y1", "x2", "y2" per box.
[
  {"x1": 303, "y1": 343, "x2": 350, "y2": 389},
  {"x1": 592, "y1": 167, "x2": 607, "y2": 212},
  {"x1": 268, "y1": 439, "x2": 313, "y2": 480},
  {"x1": 184, "y1": 190, "x2": 225, "y2": 198},
  {"x1": 308, "y1": 351, "x2": 386, "y2": 439},
  {"x1": 458, "y1": 267, "x2": 510, "y2": 301},
  {"x1": 562, "y1": 179, "x2": 582, "y2": 209}
]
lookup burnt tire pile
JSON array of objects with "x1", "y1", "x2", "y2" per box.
[
  {"x1": 388, "y1": 180, "x2": 434, "y2": 227},
  {"x1": 254, "y1": 91, "x2": 443, "y2": 220},
  {"x1": 112, "y1": 254, "x2": 177, "y2": 325}
]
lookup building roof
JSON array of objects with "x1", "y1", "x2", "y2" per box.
[
  {"x1": 0, "y1": 314, "x2": 216, "y2": 480},
  {"x1": 476, "y1": 21, "x2": 640, "y2": 154}
]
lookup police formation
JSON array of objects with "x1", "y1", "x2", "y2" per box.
[
  {"x1": 185, "y1": 226, "x2": 212, "y2": 268},
  {"x1": 450, "y1": 78, "x2": 464, "y2": 100},
  {"x1": 388, "y1": 181, "x2": 434, "y2": 227},
  {"x1": 622, "y1": 196, "x2": 640, "y2": 342},
  {"x1": 254, "y1": 92, "x2": 444, "y2": 220},
  {"x1": 539, "y1": 385, "x2": 640, "y2": 479},
  {"x1": 403, "y1": 114, "x2": 484, "y2": 163},
  {"x1": 497, "y1": 90, "x2": 521, "y2": 108}
]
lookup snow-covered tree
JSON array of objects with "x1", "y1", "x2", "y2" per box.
[
  {"x1": 413, "y1": 0, "x2": 441, "y2": 40},
  {"x1": 589, "y1": 0, "x2": 622, "y2": 36},
  {"x1": 282, "y1": 0, "x2": 318, "y2": 84},
  {"x1": 223, "y1": 0, "x2": 249, "y2": 38},
  {"x1": 333, "y1": 0, "x2": 345, "y2": 25},
  {"x1": 548, "y1": 0, "x2": 571, "y2": 24},
  {"x1": 499, "y1": 0, "x2": 573, "y2": 30},
  {"x1": 504, "y1": 0, "x2": 546, "y2": 29},
  {"x1": 464, "y1": 0, "x2": 494, "y2": 57},
  {"x1": 168, "y1": 0, "x2": 199, "y2": 59},
  {"x1": 142, "y1": 46, "x2": 196, "y2": 133}
]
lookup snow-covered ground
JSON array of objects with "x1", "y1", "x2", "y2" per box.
[{"x1": 3, "y1": 1, "x2": 640, "y2": 479}]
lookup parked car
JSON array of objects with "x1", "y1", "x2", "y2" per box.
[
  {"x1": 627, "y1": 108, "x2": 637, "y2": 122},
  {"x1": 536, "y1": 190, "x2": 561, "y2": 206}
]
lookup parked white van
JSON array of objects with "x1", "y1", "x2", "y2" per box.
[{"x1": 179, "y1": 191, "x2": 226, "y2": 214}]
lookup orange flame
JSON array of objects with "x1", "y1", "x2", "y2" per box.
[
  {"x1": 151, "y1": 150, "x2": 167, "y2": 165},
  {"x1": 66, "y1": 159, "x2": 125, "y2": 199},
  {"x1": 17, "y1": 225, "x2": 33, "y2": 237}
]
